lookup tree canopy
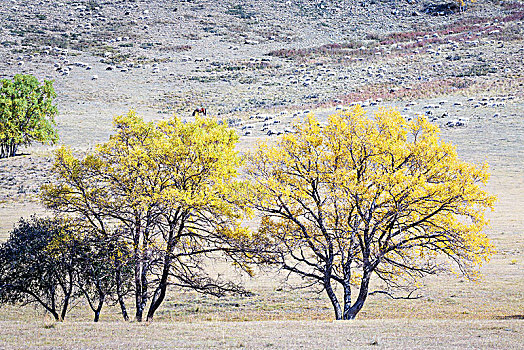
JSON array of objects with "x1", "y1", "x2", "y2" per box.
[
  {"x1": 245, "y1": 106, "x2": 495, "y2": 320},
  {"x1": 0, "y1": 216, "x2": 133, "y2": 322},
  {"x1": 0, "y1": 217, "x2": 79, "y2": 321},
  {"x1": 42, "y1": 111, "x2": 252, "y2": 322},
  {"x1": 0, "y1": 74, "x2": 58, "y2": 158}
]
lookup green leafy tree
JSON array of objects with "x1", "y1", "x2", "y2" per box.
[{"x1": 0, "y1": 74, "x2": 58, "y2": 158}]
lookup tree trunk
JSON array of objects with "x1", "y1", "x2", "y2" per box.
[
  {"x1": 50, "y1": 309, "x2": 60, "y2": 321},
  {"x1": 146, "y1": 252, "x2": 171, "y2": 321},
  {"x1": 59, "y1": 265, "x2": 76, "y2": 321},
  {"x1": 342, "y1": 277, "x2": 352, "y2": 320},
  {"x1": 135, "y1": 305, "x2": 143, "y2": 322},
  {"x1": 134, "y1": 259, "x2": 145, "y2": 322},
  {"x1": 146, "y1": 282, "x2": 167, "y2": 322},
  {"x1": 60, "y1": 293, "x2": 70, "y2": 321},
  {"x1": 146, "y1": 226, "x2": 177, "y2": 322},
  {"x1": 9, "y1": 143, "x2": 17, "y2": 157},
  {"x1": 93, "y1": 295, "x2": 105, "y2": 322},
  {"x1": 324, "y1": 278, "x2": 342, "y2": 320},
  {"x1": 134, "y1": 256, "x2": 149, "y2": 322},
  {"x1": 59, "y1": 275, "x2": 74, "y2": 321},
  {"x1": 146, "y1": 219, "x2": 182, "y2": 322},
  {"x1": 115, "y1": 263, "x2": 129, "y2": 321},
  {"x1": 26, "y1": 288, "x2": 60, "y2": 321},
  {"x1": 119, "y1": 295, "x2": 129, "y2": 322},
  {"x1": 0, "y1": 142, "x2": 18, "y2": 158},
  {"x1": 133, "y1": 224, "x2": 147, "y2": 322},
  {"x1": 139, "y1": 256, "x2": 149, "y2": 320},
  {"x1": 345, "y1": 272, "x2": 371, "y2": 320},
  {"x1": 42, "y1": 297, "x2": 60, "y2": 321}
]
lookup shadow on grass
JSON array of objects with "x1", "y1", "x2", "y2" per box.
[
  {"x1": 497, "y1": 314, "x2": 524, "y2": 320},
  {"x1": 1, "y1": 152, "x2": 31, "y2": 159}
]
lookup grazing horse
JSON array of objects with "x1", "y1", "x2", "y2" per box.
[{"x1": 192, "y1": 107, "x2": 207, "y2": 117}]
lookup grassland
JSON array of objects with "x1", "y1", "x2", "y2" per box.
[
  {"x1": 0, "y1": 0, "x2": 523, "y2": 348},
  {"x1": 0, "y1": 319, "x2": 522, "y2": 349}
]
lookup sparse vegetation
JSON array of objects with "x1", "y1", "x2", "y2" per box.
[
  {"x1": 457, "y1": 64, "x2": 498, "y2": 77},
  {"x1": 226, "y1": 5, "x2": 256, "y2": 20}
]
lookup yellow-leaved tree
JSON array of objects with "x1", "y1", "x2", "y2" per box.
[
  {"x1": 42, "y1": 111, "x2": 251, "y2": 322},
  {"x1": 246, "y1": 106, "x2": 495, "y2": 320}
]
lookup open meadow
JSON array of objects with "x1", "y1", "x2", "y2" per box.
[{"x1": 0, "y1": 0, "x2": 523, "y2": 348}]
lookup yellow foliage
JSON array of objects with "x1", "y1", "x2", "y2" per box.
[
  {"x1": 248, "y1": 106, "x2": 496, "y2": 285},
  {"x1": 42, "y1": 110, "x2": 252, "y2": 270}
]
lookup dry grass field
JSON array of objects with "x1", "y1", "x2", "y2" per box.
[
  {"x1": 0, "y1": 0, "x2": 523, "y2": 348},
  {"x1": 0, "y1": 319, "x2": 522, "y2": 349}
]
